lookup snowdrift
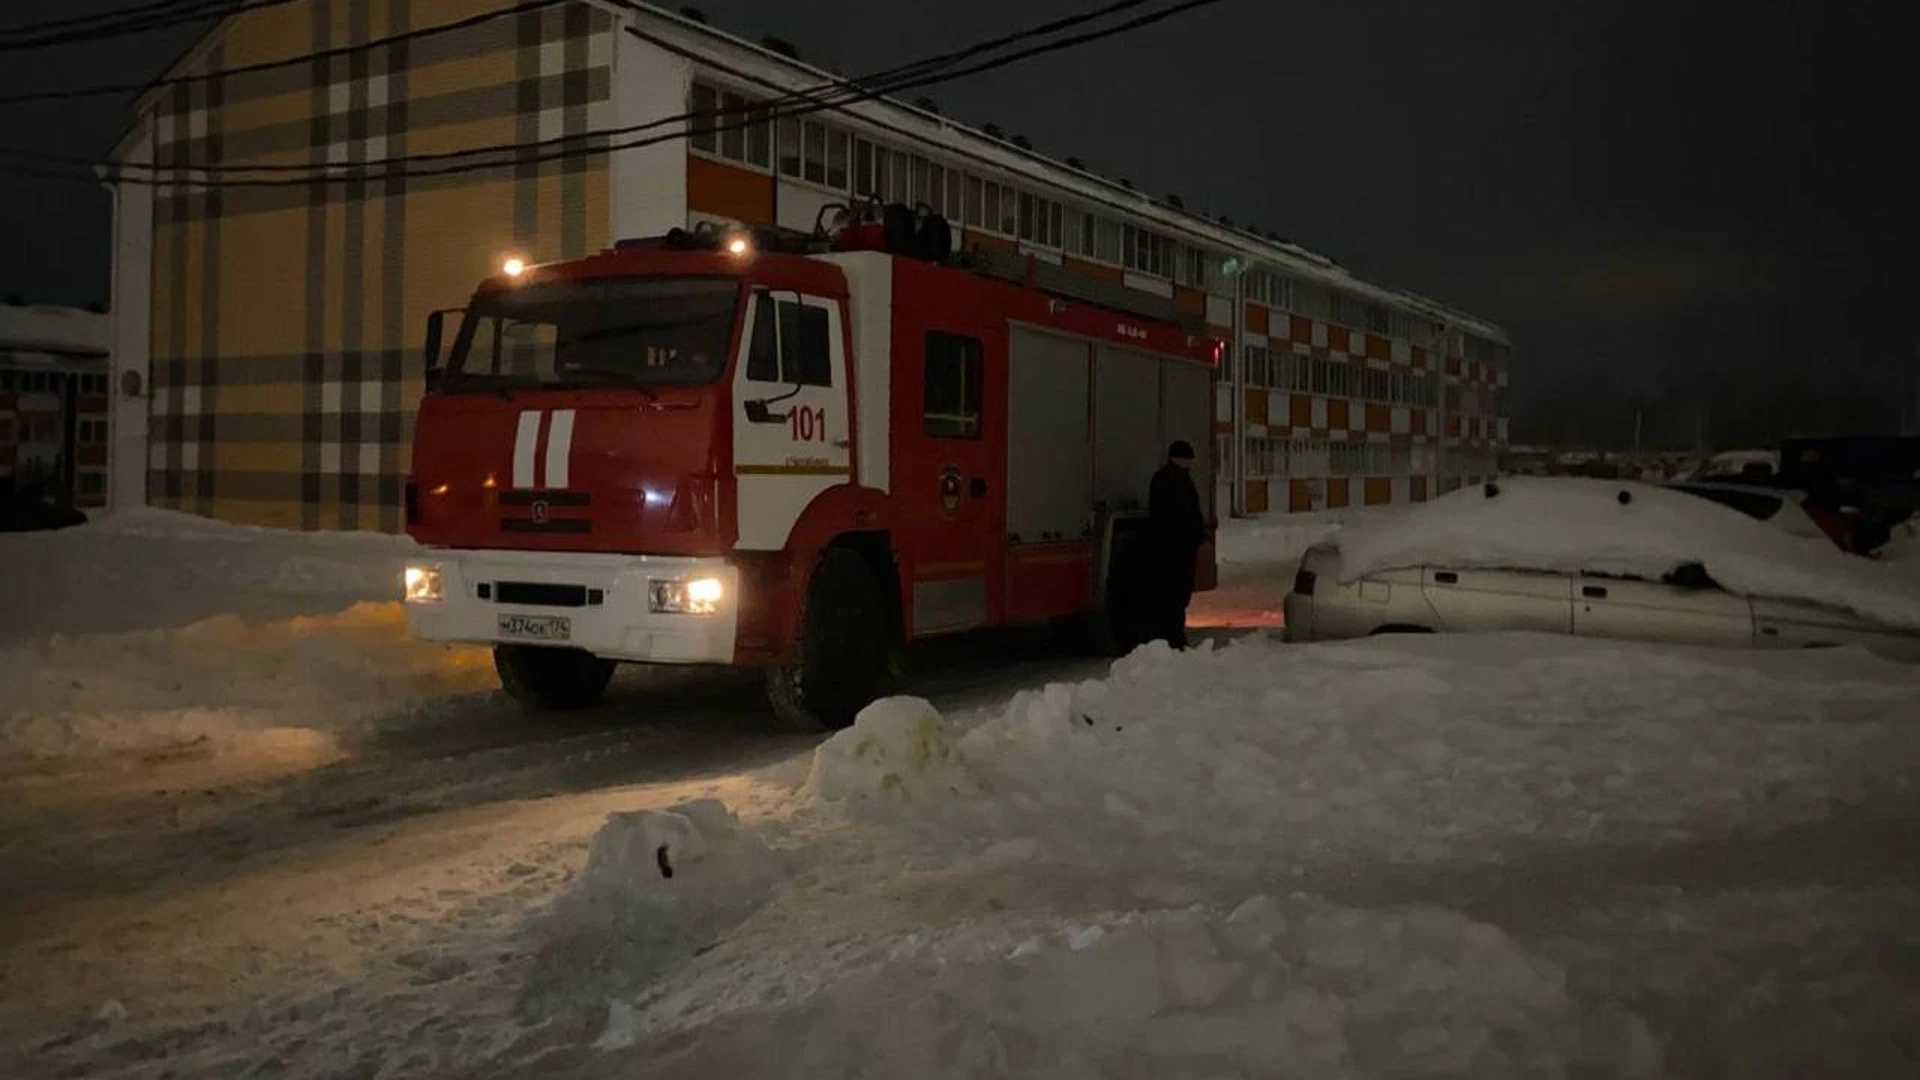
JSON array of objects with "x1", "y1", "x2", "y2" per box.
[
  {"x1": 0, "y1": 506, "x2": 414, "y2": 643},
  {"x1": 1333, "y1": 477, "x2": 1920, "y2": 630},
  {"x1": 504, "y1": 633, "x2": 1919, "y2": 1077},
  {"x1": 0, "y1": 603, "x2": 493, "y2": 766}
]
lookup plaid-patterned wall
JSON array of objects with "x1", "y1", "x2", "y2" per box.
[{"x1": 144, "y1": 0, "x2": 614, "y2": 531}]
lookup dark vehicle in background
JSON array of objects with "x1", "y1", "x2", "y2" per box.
[
  {"x1": 1775, "y1": 436, "x2": 1920, "y2": 557},
  {"x1": 1665, "y1": 481, "x2": 1854, "y2": 553},
  {"x1": 0, "y1": 478, "x2": 89, "y2": 533}
]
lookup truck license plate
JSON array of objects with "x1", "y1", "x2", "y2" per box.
[{"x1": 497, "y1": 614, "x2": 571, "y2": 642}]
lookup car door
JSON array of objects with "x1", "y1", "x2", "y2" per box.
[
  {"x1": 1421, "y1": 566, "x2": 1574, "y2": 634},
  {"x1": 1573, "y1": 570, "x2": 1754, "y2": 647},
  {"x1": 1750, "y1": 596, "x2": 1920, "y2": 660},
  {"x1": 732, "y1": 289, "x2": 853, "y2": 551}
]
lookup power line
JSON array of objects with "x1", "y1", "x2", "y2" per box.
[
  {"x1": 0, "y1": 0, "x2": 1148, "y2": 175},
  {"x1": 0, "y1": 0, "x2": 197, "y2": 38},
  {"x1": 0, "y1": 0, "x2": 301, "y2": 53},
  {"x1": 6, "y1": 0, "x2": 1227, "y2": 188},
  {"x1": 0, "y1": 0, "x2": 569, "y2": 106}
]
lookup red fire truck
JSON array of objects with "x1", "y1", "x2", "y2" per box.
[{"x1": 402, "y1": 206, "x2": 1219, "y2": 728}]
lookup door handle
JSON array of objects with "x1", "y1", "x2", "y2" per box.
[
  {"x1": 1582, "y1": 585, "x2": 1608, "y2": 599},
  {"x1": 1434, "y1": 571, "x2": 1458, "y2": 584}
]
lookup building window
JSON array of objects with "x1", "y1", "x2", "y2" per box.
[
  {"x1": 690, "y1": 82, "x2": 769, "y2": 169},
  {"x1": 1329, "y1": 290, "x2": 1367, "y2": 330},
  {"x1": 1094, "y1": 217, "x2": 1122, "y2": 264},
  {"x1": 76, "y1": 472, "x2": 106, "y2": 497},
  {"x1": 924, "y1": 332, "x2": 982, "y2": 438},
  {"x1": 1177, "y1": 244, "x2": 1209, "y2": 289},
  {"x1": 779, "y1": 118, "x2": 848, "y2": 190},
  {"x1": 1366, "y1": 302, "x2": 1392, "y2": 336},
  {"x1": 1123, "y1": 224, "x2": 1171, "y2": 277},
  {"x1": 1017, "y1": 191, "x2": 1063, "y2": 248}
]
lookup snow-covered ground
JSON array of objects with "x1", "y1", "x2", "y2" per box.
[{"x1": 4, "y1": 507, "x2": 1918, "y2": 1078}]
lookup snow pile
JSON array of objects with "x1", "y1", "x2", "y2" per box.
[
  {"x1": 0, "y1": 507, "x2": 414, "y2": 643},
  {"x1": 802, "y1": 696, "x2": 975, "y2": 805},
  {"x1": 1334, "y1": 477, "x2": 1920, "y2": 630},
  {"x1": 521, "y1": 799, "x2": 790, "y2": 1026},
  {"x1": 808, "y1": 635, "x2": 1918, "y2": 869},
  {"x1": 0, "y1": 602, "x2": 492, "y2": 765},
  {"x1": 615, "y1": 896, "x2": 1656, "y2": 1080},
  {"x1": 1215, "y1": 506, "x2": 1399, "y2": 570}
]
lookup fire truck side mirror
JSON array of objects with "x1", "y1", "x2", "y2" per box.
[{"x1": 423, "y1": 310, "x2": 449, "y2": 371}]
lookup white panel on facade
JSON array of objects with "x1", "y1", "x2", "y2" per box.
[
  {"x1": 1163, "y1": 359, "x2": 1213, "y2": 515},
  {"x1": 1120, "y1": 272, "x2": 1174, "y2": 299},
  {"x1": 611, "y1": 34, "x2": 691, "y2": 240},
  {"x1": 816, "y1": 252, "x2": 893, "y2": 493},
  {"x1": 109, "y1": 132, "x2": 153, "y2": 514},
  {"x1": 1006, "y1": 327, "x2": 1091, "y2": 543},
  {"x1": 1092, "y1": 344, "x2": 1163, "y2": 511},
  {"x1": 1206, "y1": 293, "x2": 1233, "y2": 329},
  {"x1": 1310, "y1": 396, "x2": 1327, "y2": 429},
  {"x1": 775, "y1": 183, "x2": 845, "y2": 235}
]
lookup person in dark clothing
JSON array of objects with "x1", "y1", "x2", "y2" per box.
[{"x1": 1146, "y1": 439, "x2": 1207, "y2": 648}]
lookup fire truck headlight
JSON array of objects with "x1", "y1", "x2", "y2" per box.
[
  {"x1": 724, "y1": 234, "x2": 750, "y2": 257},
  {"x1": 649, "y1": 575, "x2": 724, "y2": 615},
  {"x1": 502, "y1": 257, "x2": 526, "y2": 277},
  {"x1": 404, "y1": 565, "x2": 444, "y2": 604}
]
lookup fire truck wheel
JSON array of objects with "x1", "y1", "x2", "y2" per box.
[
  {"x1": 767, "y1": 547, "x2": 886, "y2": 730},
  {"x1": 493, "y1": 645, "x2": 616, "y2": 712}
]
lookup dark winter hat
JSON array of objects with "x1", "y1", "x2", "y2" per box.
[{"x1": 1168, "y1": 440, "x2": 1196, "y2": 461}]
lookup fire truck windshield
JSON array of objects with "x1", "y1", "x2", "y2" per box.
[{"x1": 442, "y1": 277, "x2": 739, "y2": 391}]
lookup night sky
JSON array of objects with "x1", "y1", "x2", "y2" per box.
[{"x1": 1, "y1": 0, "x2": 1908, "y2": 441}]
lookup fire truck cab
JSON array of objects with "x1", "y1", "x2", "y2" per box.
[{"x1": 403, "y1": 208, "x2": 1218, "y2": 728}]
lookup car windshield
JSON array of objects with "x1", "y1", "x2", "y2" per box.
[{"x1": 443, "y1": 277, "x2": 739, "y2": 390}]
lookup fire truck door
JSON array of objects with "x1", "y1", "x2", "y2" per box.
[
  {"x1": 905, "y1": 328, "x2": 997, "y2": 636},
  {"x1": 732, "y1": 291, "x2": 852, "y2": 550}
]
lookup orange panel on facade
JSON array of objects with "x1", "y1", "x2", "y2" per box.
[
  {"x1": 686, "y1": 155, "x2": 773, "y2": 224},
  {"x1": 1411, "y1": 409, "x2": 1427, "y2": 435},
  {"x1": 1327, "y1": 325, "x2": 1350, "y2": 353},
  {"x1": 1363, "y1": 477, "x2": 1392, "y2": 505},
  {"x1": 1365, "y1": 403, "x2": 1390, "y2": 432},
  {"x1": 1243, "y1": 303, "x2": 1268, "y2": 335},
  {"x1": 1243, "y1": 386, "x2": 1269, "y2": 426},
  {"x1": 1411, "y1": 476, "x2": 1428, "y2": 502},
  {"x1": 1244, "y1": 479, "x2": 1269, "y2": 514},
  {"x1": 78, "y1": 445, "x2": 108, "y2": 467},
  {"x1": 1326, "y1": 478, "x2": 1350, "y2": 509},
  {"x1": 1366, "y1": 334, "x2": 1391, "y2": 361},
  {"x1": 1412, "y1": 347, "x2": 1429, "y2": 371},
  {"x1": 963, "y1": 230, "x2": 1017, "y2": 253},
  {"x1": 1446, "y1": 416, "x2": 1462, "y2": 437},
  {"x1": 1174, "y1": 285, "x2": 1206, "y2": 318},
  {"x1": 1290, "y1": 314, "x2": 1312, "y2": 343},
  {"x1": 1063, "y1": 255, "x2": 1124, "y2": 283},
  {"x1": 1290, "y1": 393, "x2": 1311, "y2": 428},
  {"x1": 1289, "y1": 479, "x2": 1315, "y2": 512},
  {"x1": 1327, "y1": 398, "x2": 1350, "y2": 430},
  {"x1": 1446, "y1": 355, "x2": 1462, "y2": 376}
]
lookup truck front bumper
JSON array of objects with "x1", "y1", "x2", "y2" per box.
[{"x1": 402, "y1": 549, "x2": 739, "y2": 665}]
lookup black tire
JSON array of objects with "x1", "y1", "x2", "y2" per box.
[
  {"x1": 1368, "y1": 624, "x2": 1435, "y2": 636},
  {"x1": 494, "y1": 645, "x2": 615, "y2": 712},
  {"x1": 767, "y1": 547, "x2": 887, "y2": 731}
]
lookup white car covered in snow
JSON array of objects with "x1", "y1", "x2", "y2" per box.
[{"x1": 1283, "y1": 477, "x2": 1920, "y2": 661}]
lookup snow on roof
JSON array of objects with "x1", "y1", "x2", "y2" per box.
[
  {"x1": 0, "y1": 304, "x2": 109, "y2": 358},
  {"x1": 1332, "y1": 476, "x2": 1920, "y2": 631}
]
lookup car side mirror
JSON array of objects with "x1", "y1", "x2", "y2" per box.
[{"x1": 424, "y1": 310, "x2": 449, "y2": 371}]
